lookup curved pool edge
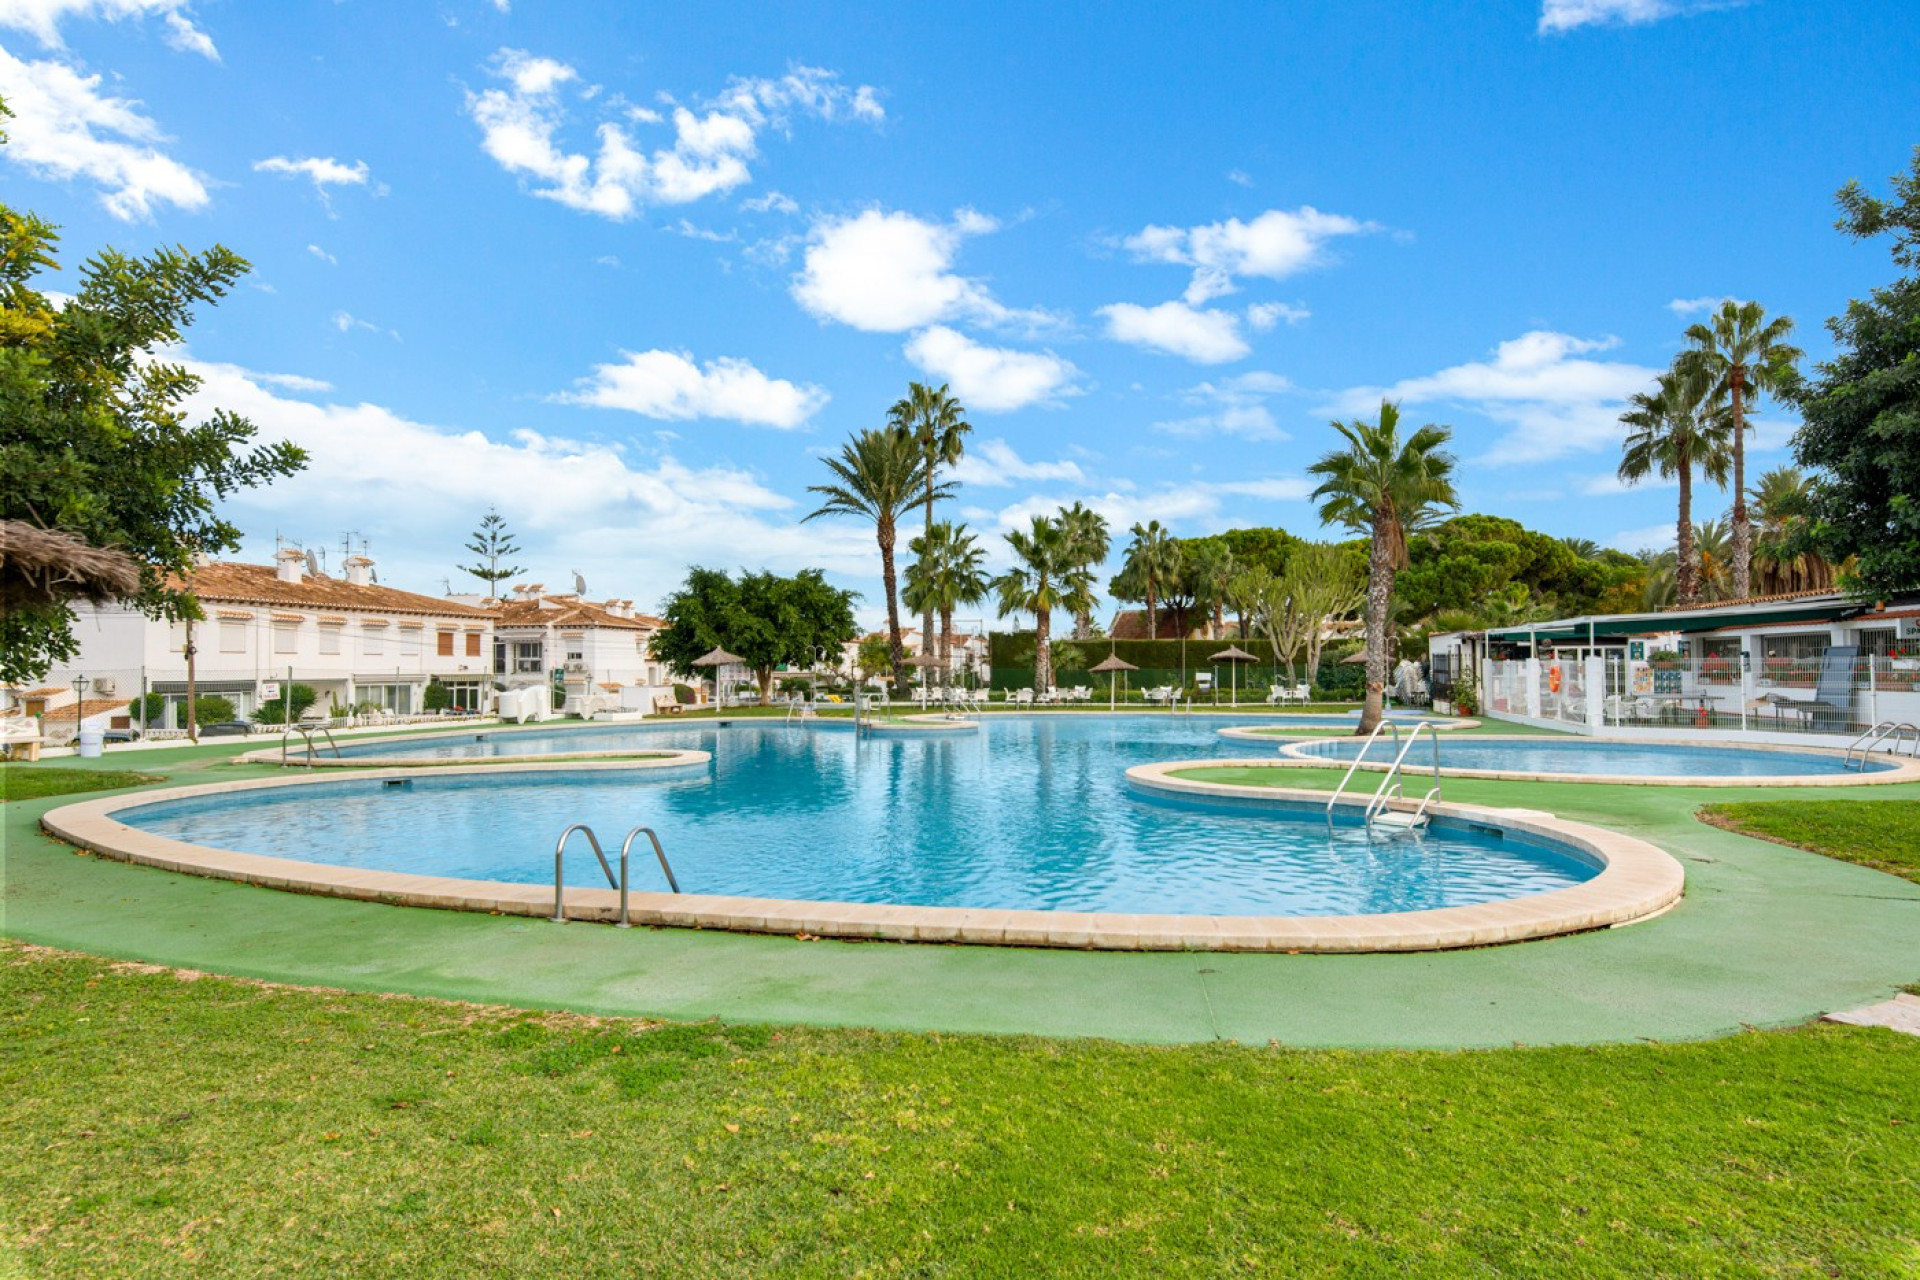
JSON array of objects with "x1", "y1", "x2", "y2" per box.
[
  {"x1": 40, "y1": 760, "x2": 1682, "y2": 954},
  {"x1": 237, "y1": 741, "x2": 714, "y2": 769},
  {"x1": 1219, "y1": 718, "x2": 1480, "y2": 741},
  {"x1": 1264, "y1": 734, "x2": 1920, "y2": 787}
]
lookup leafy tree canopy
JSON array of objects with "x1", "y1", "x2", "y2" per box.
[
  {"x1": 1793, "y1": 146, "x2": 1920, "y2": 596},
  {"x1": 1394, "y1": 514, "x2": 1643, "y2": 626},
  {"x1": 652, "y1": 567, "x2": 858, "y2": 704},
  {"x1": 0, "y1": 103, "x2": 307, "y2": 685}
]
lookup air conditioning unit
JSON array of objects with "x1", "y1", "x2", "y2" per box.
[{"x1": 93, "y1": 677, "x2": 117, "y2": 695}]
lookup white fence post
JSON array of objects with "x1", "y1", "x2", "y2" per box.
[
  {"x1": 1587, "y1": 655, "x2": 1605, "y2": 733},
  {"x1": 1525, "y1": 658, "x2": 1540, "y2": 719}
]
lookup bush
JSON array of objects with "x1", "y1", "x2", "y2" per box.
[
  {"x1": 422, "y1": 679, "x2": 451, "y2": 712},
  {"x1": 672, "y1": 683, "x2": 697, "y2": 705},
  {"x1": 251, "y1": 683, "x2": 319, "y2": 724},
  {"x1": 136, "y1": 692, "x2": 166, "y2": 725},
  {"x1": 193, "y1": 695, "x2": 236, "y2": 725}
]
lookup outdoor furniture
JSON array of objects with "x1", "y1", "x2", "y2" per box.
[{"x1": 1758, "y1": 645, "x2": 1859, "y2": 732}]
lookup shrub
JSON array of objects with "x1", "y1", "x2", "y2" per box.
[
  {"x1": 193, "y1": 695, "x2": 236, "y2": 725},
  {"x1": 422, "y1": 679, "x2": 451, "y2": 712},
  {"x1": 252, "y1": 684, "x2": 319, "y2": 724},
  {"x1": 672, "y1": 683, "x2": 697, "y2": 705},
  {"x1": 136, "y1": 692, "x2": 166, "y2": 725}
]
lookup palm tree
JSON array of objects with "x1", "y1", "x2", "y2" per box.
[
  {"x1": 1119, "y1": 520, "x2": 1181, "y2": 639},
  {"x1": 1559, "y1": 536, "x2": 1603, "y2": 560},
  {"x1": 1692, "y1": 518, "x2": 1734, "y2": 601},
  {"x1": 904, "y1": 521, "x2": 990, "y2": 685},
  {"x1": 1677, "y1": 300, "x2": 1803, "y2": 598},
  {"x1": 805, "y1": 428, "x2": 949, "y2": 691},
  {"x1": 1057, "y1": 501, "x2": 1111, "y2": 639},
  {"x1": 1617, "y1": 363, "x2": 1733, "y2": 606},
  {"x1": 1749, "y1": 465, "x2": 1836, "y2": 594},
  {"x1": 889, "y1": 383, "x2": 972, "y2": 658},
  {"x1": 993, "y1": 515, "x2": 1071, "y2": 693},
  {"x1": 1184, "y1": 538, "x2": 1236, "y2": 638},
  {"x1": 1307, "y1": 399, "x2": 1459, "y2": 734}
]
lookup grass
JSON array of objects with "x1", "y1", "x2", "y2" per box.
[
  {"x1": 0, "y1": 766, "x2": 163, "y2": 803},
  {"x1": 1700, "y1": 800, "x2": 1920, "y2": 885},
  {"x1": 2, "y1": 943, "x2": 1916, "y2": 1276}
]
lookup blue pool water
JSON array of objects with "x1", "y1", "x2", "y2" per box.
[
  {"x1": 123, "y1": 718, "x2": 1598, "y2": 917},
  {"x1": 1287, "y1": 737, "x2": 1879, "y2": 778}
]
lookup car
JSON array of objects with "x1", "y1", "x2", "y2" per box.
[{"x1": 195, "y1": 721, "x2": 251, "y2": 738}]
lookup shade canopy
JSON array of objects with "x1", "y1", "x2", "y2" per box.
[
  {"x1": 692, "y1": 646, "x2": 746, "y2": 667},
  {"x1": 1342, "y1": 650, "x2": 1369, "y2": 664},
  {"x1": 907, "y1": 652, "x2": 946, "y2": 667},
  {"x1": 1090, "y1": 654, "x2": 1138, "y2": 673},
  {"x1": 1207, "y1": 646, "x2": 1257, "y2": 663}
]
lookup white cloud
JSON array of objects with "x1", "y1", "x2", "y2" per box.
[
  {"x1": 1098, "y1": 300, "x2": 1249, "y2": 364},
  {"x1": 0, "y1": 47, "x2": 208, "y2": 219},
  {"x1": 902, "y1": 326, "x2": 1079, "y2": 413},
  {"x1": 1606, "y1": 522, "x2": 1679, "y2": 554},
  {"x1": 1329, "y1": 330, "x2": 1659, "y2": 464},
  {"x1": 248, "y1": 369, "x2": 332, "y2": 393},
  {"x1": 331, "y1": 311, "x2": 399, "y2": 340},
  {"x1": 179, "y1": 359, "x2": 879, "y2": 606},
  {"x1": 557, "y1": 348, "x2": 828, "y2": 429},
  {"x1": 1155, "y1": 372, "x2": 1295, "y2": 440},
  {"x1": 1667, "y1": 294, "x2": 1735, "y2": 316},
  {"x1": 791, "y1": 207, "x2": 1053, "y2": 333},
  {"x1": 1539, "y1": 0, "x2": 1730, "y2": 33},
  {"x1": 490, "y1": 0, "x2": 509, "y2": 11},
  {"x1": 947, "y1": 439, "x2": 1086, "y2": 488},
  {"x1": 0, "y1": 0, "x2": 218, "y2": 59},
  {"x1": 1123, "y1": 206, "x2": 1374, "y2": 304},
  {"x1": 742, "y1": 189, "x2": 798, "y2": 214},
  {"x1": 1226, "y1": 169, "x2": 1253, "y2": 188},
  {"x1": 1246, "y1": 301, "x2": 1309, "y2": 331},
  {"x1": 255, "y1": 155, "x2": 371, "y2": 200},
  {"x1": 1581, "y1": 470, "x2": 1674, "y2": 496},
  {"x1": 982, "y1": 476, "x2": 1315, "y2": 544},
  {"x1": 466, "y1": 50, "x2": 881, "y2": 220},
  {"x1": 307, "y1": 244, "x2": 336, "y2": 264}
]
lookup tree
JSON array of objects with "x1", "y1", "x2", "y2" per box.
[
  {"x1": 993, "y1": 516, "x2": 1071, "y2": 692},
  {"x1": 1678, "y1": 301, "x2": 1804, "y2": 598},
  {"x1": 0, "y1": 100, "x2": 307, "y2": 685},
  {"x1": 805, "y1": 428, "x2": 948, "y2": 691},
  {"x1": 904, "y1": 521, "x2": 990, "y2": 686},
  {"x1": 1617, "y1": 363, "x2": 1734, "y2": 605},
  {"x1": 855, "y1": 634, "x2": 892, "y2": 682},
  {"x1": 1750, "y1": 466, "x2": 1836, "y2": 594},
  {"x1": 652, "y1": 566, "x2": 858, "y2": 706},
  {"x1": 1308, "y1": 400, "x2": 1459, "y2": 734},
  {"x1": 1057, "y1": 502, "x2": 1111, "y2": 639},
  {"x1": 1116, "y1": 520, "x2": 1181, "y2": 639},
  {"x1": 1793, "y1": 146, "x2": 1920, "y2": 597},
  {"x1": 1286, "y1": 541, "x2": 1367, "y2": 682},
  {"x1": 1181, "y1": 536, "x2": 1237, "y2": 638},
  {"x1": 460, "y1": 507, "x2": 525, "y2": 598},
  {"x1": 889, "y1": 382, "x2": 971, "y2": 661},
  {"x1": 1235, "y1": 565, "x2": 1309, "y2": 680}
]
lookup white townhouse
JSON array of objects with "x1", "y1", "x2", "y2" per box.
[
  {"x1": 38, "y1": 548, "x2": 495, "y2": 724},
  {"x1": 486, "y1": 584, "x2": 671, "y2": 712}
]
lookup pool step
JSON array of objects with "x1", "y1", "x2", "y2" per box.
[{"x1": 1368, "y1": 810, "x2": 1429, "y2": 833}]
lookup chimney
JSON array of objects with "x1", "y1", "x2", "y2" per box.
[
  {"x1": 275, "y1": 547, "x2": 306, "y2": 584},
  {"x1": 343, "y1": 554, "x2": 374, "y2": 587}
]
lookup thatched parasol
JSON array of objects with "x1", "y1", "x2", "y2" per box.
[
  {"x1": 0, "y1": 521, "x2": 142, "y2": 613},
  {"x1": 692, "y1": 646, "x2": 747, "y2": 707},
  {"x1": 1090, "y1": 652, "x2": 1138, "y2": 710},
  {"x1": 1206, "y1": 644, "x2": 1258, "y2": 705}
]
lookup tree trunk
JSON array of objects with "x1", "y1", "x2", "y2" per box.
[
  {"x1": 1676, "y1": 453, "x2": 1697, "y2": 605},
  {"x1": 1212, "y1": 600, "x2": 1224, "y2": 639},
  {"x1": 1729, "y1": 369, "x2": 1751, "y2": 599},
  {"x1": 879, "y1": 518, "x2": 905, "y2": 692},
  {"x1": 921, "y1": 481, "x2": 936, "y2": 667},
  {"x1": 1357, "y1": 526, "x2": 1395, "y2": 735},
  {"x1": 1034, "y1": 600, "x2": 1053, "y2": 693},
  {"x1": 756, "y1": 667, "x2": 774, "y2": 706},
  {"x1": 1145, "y1": 579, "x2": 1157, "y2": 640},
  {"x1": 940, "y1": 606, "x2": 954, "y2": 689}
]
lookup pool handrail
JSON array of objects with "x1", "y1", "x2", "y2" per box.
[
  {"x1": 1843, "y1": 720, "x2": 1920, "y2": 769},
  {"x1": 1326, "y1": 720, "x2": 1400, "y2": 819},
  {"x1": 1363, "y1": 722, "x2": 1444, "y2": 830},
  {"x1": 619, "y1": 825, "x2": 681, "y2": 903},
  {"x1": 551, "y1": 822, "x2": 618, "y2": 924}
]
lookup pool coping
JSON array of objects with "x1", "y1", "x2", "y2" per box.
[
  {"x1": 1249, "y1": 733, "x2": 1920, "y2": 787},
  {"x1": 39, "y1": 760, "x2": 1684, "y2": 954},
  {"x1": 1218, "y1": 718, "x2": 1481, "y2": 741}
]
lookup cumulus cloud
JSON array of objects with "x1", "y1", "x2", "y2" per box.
[
  {"x1": 0, "y1": 47, "x2": 208, "y2": 219},
  {"x1": 307, "y1": 244, "x2": 336, "y2": 264},
  {"x1": 466, "y1": 51, "x2": 881, "y2": 220},
  {"x1": 1098, "y1": 300, "x2": 1249, "y2": 364},
  {"x1": 331, "y1": 311, "x2": 399, "y2": 340},
  {"x1": 982, "y1": 477, "x2": 1316, "y2": 544},
  {"x1": 557, "y1": 349, "x2": 828, "y2": 429},
  {"x1": 1538, "y1": 0, "x2": 1733, "y2": 33},
  {"x1": 742, "y1": 189, "x2": 798, "y2": 214},
  {"x1": 947, "y1": 438, "x2": 1087, "y2": 488},
  {"x1": 255, "y1": 155, "x2": 370, "y2": 188},
  {"x1": 1329, "y1": 330, "x2": 1659, "y2": 464},
  {"x1": 1246, "y1": 301, "x2": 1309, "y2": 331},
  {"x1": 1122, "y1": 206, "x2": 1374, "y2": 304},
  {"x1": 1606, "y1": 522, "x2": 1680, "y2": 555},
  {"x1": 0, "y1": 0, "x2": 218, "y2": 59},
  {"x1": 1667, "y1": 294, "x2": 1735, "y2": 316},
  {"x1": 790, "y1": 207, "x2": 1054, "y2": 333},
  {"x1": 1155, "y1": 372, "x2": 1295, "y2": 441},
  {"x1": 902, "y1": 326, "x2": 1079, "y2": 413}
]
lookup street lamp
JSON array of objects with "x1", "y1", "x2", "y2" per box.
[{"x1": 71, "y1": 673, "x2": 90, "y2": 703}]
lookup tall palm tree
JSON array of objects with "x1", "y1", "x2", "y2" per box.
[
  {"x1": 993, "y1": 515, "x2": 1071, "y2": 693},
  {"x1": 805, "y1": 428, "x2": 950, "y2": 691},
  {"x1": 889, "y1": 383, "x2": 972, "y2": 658},
  {"x1": 1119, "y1": 520, "x2": 1181, "y2": 639},
  {"x1": 904, "y1": 521, "x2": 990, "y2": 685},
  {"x1": 1691, "y1": 518, "x2": 1734, "y2": 601},
  {"x1": 1307, "y1": 400, "x2": 1459, "y2": 734},
  {"x1": 1559, "y1": 536, "x2": 1603, "y2": 561},
  {"x1": 1677, "y1": 300, "x2": 1803, "y2": 598},
  {"x1": 1749, "y1": 465, "x2": 1835, "y2": 594},
  {"x1": 1184, "y1": 539, "x2": 1236, "y2": 638},
  {"x1": 1616, "y1": 363, "x2": 1733, "y2": 606},
  {"x1": 1057, "y1": 501, "x2": 1111, "y2": 639}
]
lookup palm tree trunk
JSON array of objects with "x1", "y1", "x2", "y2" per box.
[
  {"x1": 1729, "y1": 371, "x2": 1751, "y2": 599},
  {"x1": 1212, "y1": 599, "x2": 1224, "y2": 639},
  {"x1": 921, "y1": 481, "x2": 936, "y2": 664},
  {"x1": 1358, "y1": 527, "x2": 1395, "y2": 735},
  {"x1": 1145, "y1": 579, "x2": 1158, "y2": 641},
  {"x1": 879, "y1": 519, "x2": 905, "y2": 691},
  {"x1": 940, "y1": 606, "x2": 953, "y2": 689},
  {"x1": 1676, "y1": 454, "x2": 1697, "y2": 606},
  {"x1": 1034, "y1": 602, "x2": 1053, "y2": 693}
]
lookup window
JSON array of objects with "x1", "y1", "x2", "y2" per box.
[
  {"x1": 219, "y1": 619, "x2": 247, "y2": 653},
  {"x1": 1856, "y1": 628, "x2": 1897, "y2": 658},
  {"x1": 361, "y1": 627, "x2": 384, "y2": 657},
  {"x1": 465, "y1": 632, "x2": 481, "y2": 657},
  {"x1": 515, "y1": 641, "x2": 543, "y2": 673},
  {"x1": 274, "y1": 622, "x2": 299, "y2": 655},
  {"x1": 1762, "y1": 633, "x2": 1830, "y2": 662},
  {"x1": 397, "y1": 628, "x2": 422, "y2": 657},
  {"x1": 319, "y1": 625, "x2": 342, "y2": 656},
  {"x1": 437, "y1": 630, "x2": 454, "y2": 657}
]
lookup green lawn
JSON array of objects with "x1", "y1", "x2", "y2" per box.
[
  {"x1": 2, "y1": 944, "x2": 1915, "y2": 1277},
  {"x1": 0, "y1": 766, "x2": 163, "y2": 802},
  {"x1": 1701, "y1": 799, "x2": 1920, "y2": 885}
]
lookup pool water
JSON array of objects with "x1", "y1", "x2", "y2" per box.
[
  {"x1": 1286, "y1": 736, "x2": 1879, "y2": 778},
  {"x1": 125, "y1": 718, "x2": 1598, "y2": 917}
]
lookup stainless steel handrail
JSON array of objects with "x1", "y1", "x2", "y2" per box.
[
  {"x1": 1364, "y1": 722, "x2": 1443, "y2": 830},
  {"x1": 551, "y1": 823, "x2": 618, "y2": 923},
  {"x1": 280, "y1": 722, "x2": 342, "y2": 768},
  {"x1": 619, "y1": 825, "x2": 681, "y2": 902},
  {"x1": 1845, "y1": 720, "x2": 1920, "y2": 769},
  {"x1": 1327, "y1": 720, "x2": 1400, "y2": 819}
]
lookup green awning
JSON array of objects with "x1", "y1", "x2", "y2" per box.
[{"x1": 1484, "y1": 599, "x2": 1863, "y2": 643}]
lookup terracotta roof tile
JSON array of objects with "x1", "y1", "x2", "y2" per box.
[
  {"x1": 168, "y1": 561, "x2": 491, "y2": 619},
  {"x1": 42, "y1": 698, "x2": 133, "y2": 722},
  {"x1": 490, "y1": 596, "x2": 657, "y2": 631}
]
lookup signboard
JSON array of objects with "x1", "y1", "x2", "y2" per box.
[
  {"x1": 1628, "y1": 641, "x2": 1645, "y2": 660},
  {"x1": 261, "y1": 681, "x2": 280, "y2": 699}
]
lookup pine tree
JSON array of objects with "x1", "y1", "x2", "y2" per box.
[{"x1": 461, "y1": 508, "x2": 525, "y2": 598}]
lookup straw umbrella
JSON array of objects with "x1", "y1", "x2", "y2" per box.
[
  {"x1": 1090, "y1": 652, "x2": 1138, "y2": 711},
  {"x1": 691, "y1": 646, "x2": 746, "y2": 708},
  {"x1": 907, "y1": 651, "x2": 946, "y2": 707},
  {"x1": 1207, "y1": 645, "x2": 1257, "y2": 706}
]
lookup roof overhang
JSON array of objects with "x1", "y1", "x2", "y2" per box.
[{"x1": 1486, "y1": 597, "x2": 1866, "y2": 643}]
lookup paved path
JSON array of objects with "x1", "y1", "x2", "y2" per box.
[{"x1": 4, "y1": 737, "x2": 1917, "y2": 1047}]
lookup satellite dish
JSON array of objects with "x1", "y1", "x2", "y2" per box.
[
  {"x1": 306, "y1": 549, "x2": 321, "y2": 577},
  {"x1": 572, "y1": 570, "x2": 587, "y2": 596}
]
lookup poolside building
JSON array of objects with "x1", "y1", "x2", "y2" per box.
[{"x1": 484, "y1": 584, "x2": 672, "y2": 714}]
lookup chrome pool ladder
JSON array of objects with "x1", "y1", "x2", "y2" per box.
[
  {"x1": 1326, "y1": 720, "x2": 1443, "y2": 833},
  {"x1": 551, "y1": 822, "x2": 681, "y2": 927},
  {"x1": 1843, "y1": 720, "x2": 1920, "y2": 770},
  {"x1": 280, "y1": 722, "x2": 342, "y2": 768}
]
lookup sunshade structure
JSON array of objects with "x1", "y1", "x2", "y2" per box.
[
  {"x1": 0, "y1": 520, "x2": 142, "y2": 614},
  {"x1": 691, "y1": 646, "x2": 746, "y2": 707},
  {"x1": 1207, "y1": 645, "x2": 1257, "y2": 705},
  {"x1": 1090, "y1": 652, "x2": 1138, "y2": 710}
]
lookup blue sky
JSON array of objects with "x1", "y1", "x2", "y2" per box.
[{"x1": 4, "y1": 0, "x2": 1916, "y2": 624}]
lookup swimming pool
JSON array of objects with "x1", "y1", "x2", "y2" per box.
[
  {"x1": 127, "y1": 718, "x2": 1596, "y2": 918},
  {"x1": 1279, "y1": 735, "x2": 1894, "y2": 781}
]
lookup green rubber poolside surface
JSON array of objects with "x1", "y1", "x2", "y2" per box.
[{"x1": 5, "y1": 738, "x2": 1918, "y2": 1048}]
